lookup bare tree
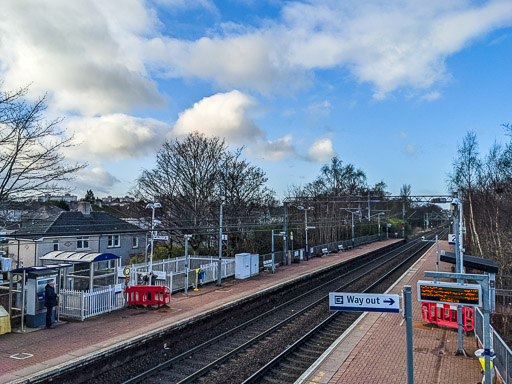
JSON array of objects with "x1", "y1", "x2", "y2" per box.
[
  {"x1": 449, "y1": 132, "x2": 483, "y2": 255},
  {"x1": 135, "y1": 132, "x2": 277, "y2": 251},
  {"x1": 0, "y1": 85, "x2": 85, "y2": 202}
]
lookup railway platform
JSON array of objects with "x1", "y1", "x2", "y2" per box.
[
  {"x1": 298, "y1": 240, "x2": 483, "y2": 384},
  {"x1": 0, "y1": 239, "x2": 401, "y2": 384}
]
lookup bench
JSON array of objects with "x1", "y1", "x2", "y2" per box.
[
  {"x1": 338, "y1": 245, "x2": 344, "y2": 252},
  {"x1": 322, "y1": 248, "x2": 329, "y2": 256}
]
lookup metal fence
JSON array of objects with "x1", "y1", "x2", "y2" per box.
[
  {"x1": 59, "y1": 285, "x2": 125, "y2": 321},
  {"x1": 475, "y1": 307, "x2": 512, "y2": 384},
  {"x1": 260, "y1": 233, "x2": 383, "y2": 269},
  {"x1": 120, "y1": 256, "x2": 236, "y2": 292}
]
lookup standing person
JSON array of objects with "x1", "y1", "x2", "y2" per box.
[{"x1": 45, "y1": 281, "x2": 57, "y2": 329}]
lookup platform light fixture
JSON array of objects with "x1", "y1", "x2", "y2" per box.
[{"x1": 146, "y1": 202, "x2": 162, "y2": 280}]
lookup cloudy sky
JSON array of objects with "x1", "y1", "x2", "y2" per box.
[{"x1": 1, "y1": 0, "x2": 511, "y2": 198}]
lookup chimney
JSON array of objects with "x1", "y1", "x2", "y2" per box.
[{"x1": 78, "y1": 201, "x2": 91, "y2": 216}]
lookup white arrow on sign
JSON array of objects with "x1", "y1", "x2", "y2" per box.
[
  {"x1": 329, "y1": 292, "x2": 401, "y2": 313},
  {"x1": 154, "y1": 235, "x2": 169, "y2": 241}
]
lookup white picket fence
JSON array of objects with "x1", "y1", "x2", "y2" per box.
[{"x1": 59, "y1": 285, "x2": 125, "y2": 321}]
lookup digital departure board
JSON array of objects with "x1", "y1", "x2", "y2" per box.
[{"x1": 417, "y1": 281, "x2": 482, "y2": 307}]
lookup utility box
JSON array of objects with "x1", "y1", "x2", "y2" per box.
[
  {"x1": 1, "y1": 257, "x2": 12, "y2": 272},
  {"x1": 26, "y1": 271, "x2": 57, "y2": 328},
  {"x1": 235, "y1": 253, "x2": 251, "y2": 279},
  {"x1": 250, "y1": 254, "x2": 259, "y2": 276}
]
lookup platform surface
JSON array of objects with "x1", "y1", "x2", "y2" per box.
[
  {"x1": 0, "y1": 238, "x2": 483, "y2": 384},
  {"x1": 298, "y1": 240, "x2": 482, "y2": 384}
]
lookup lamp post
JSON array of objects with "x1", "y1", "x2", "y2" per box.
[
  {"x1": 341, "y1": 209, "x2": 359, "y2": 249},
  {"x1": 377, "y1": 212, "x2": 384, "y2": 240},
  {"x1": 145, "y1": 202, "x2": 161, "y2": 281},
  {"x1": 217, "y1": 190, "x2": 225, "y2": 286},
  {"x1": 184, "y1": 234, "x2": 192, "y2": 295},
  {"x1": 290, "y1": 231, "x2": 293, "y2": 262},
  {"x1": 297, "y1": 206, "x2": 314, "y2": 261}
]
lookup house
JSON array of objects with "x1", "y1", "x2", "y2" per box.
[
  {"x1": 37, "y1": 193, "x2": 78, "y2": 203},
  {"x1": 8, "y1": 202, "x2": 146, "y2": 268}
]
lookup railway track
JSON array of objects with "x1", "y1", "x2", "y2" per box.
[{"x1": 117, "y1": 230, "x2": 445, "y2": 384}]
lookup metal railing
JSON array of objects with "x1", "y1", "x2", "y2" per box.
[
  {"x1": 119, "y1": 256, "x2": 236, "y2": 292},
  {"x1": 260, "y1": 233, "x2": 383, "y2": 270},
  {"x1": 59, "y1": 285, "x2": 125, "y2": 321},
  {"x1": 475, "y1": 307, "x2": 512, "y2": 384}
]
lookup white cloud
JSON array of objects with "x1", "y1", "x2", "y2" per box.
[
  {"x1": 2, "y1": 0, "x2": 510, "y2": 113},
  {"x1": 74, "y1": 166, "x2": 120, "y2": 194},
  {"x1": 248, "y1": 135, "x2": 298, "y2": 161},
  {"x1": 420, "y1": 91, "x2": 441, "y2": 101},
  {"x1": 399, "y1": 132, "x2": 409, "y2": 138},
  {"x1": 147, "y1": 0, "x2": 512, "y2": 97},
  {"x1": 306, "y1": 137, "x2": 337, "y2": 163},
  {"x1": 173, "y1": 90, "x2": 265, "y2": 145},
  {"x1": 0, "y1": 0, "x2": 164, "y2": 115},
  {"x1": 404, "y1": 143, "x2": 417, "y2": 156},
  {"x1": 64, "y1": 114, "x2": 172, "y2": 161},
  {"x1": 306, "y1": 100, "x2": 332, "y2": 116}
]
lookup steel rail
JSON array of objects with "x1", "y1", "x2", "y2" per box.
[
  {"x1": 242, "y1": 228, "x2": 447, "y2": 383},
  {"x1": 124, "y1": 232, "x2": 439, "y2": 384}
]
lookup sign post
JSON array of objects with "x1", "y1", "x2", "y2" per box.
[
  {"x1": 329, "y1": 289, "x2": 413, "y2": 384},
  {"x1": 329, "y1": 292, "x2": 400, "y2": 313},
  {"x1": 404, "y1": 286, "x2": 414, "y2": 384}
]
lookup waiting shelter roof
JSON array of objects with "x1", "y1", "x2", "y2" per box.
[
  {"x1": 440, "y1": 250, "x2": 499, "y2": 274},
  {"x1": 40, "y1": 251, "x2": 120, "y2": 263},
  {"x1": 11, "y1": 264, "x2": 73, "y2": 274}
]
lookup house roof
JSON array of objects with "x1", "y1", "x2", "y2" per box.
[
  {"x1": 10, "y1": 211, "x2": 143, "y2": 239},
  {"x1": 40, "y1": 251, "x2": 120, "y2": 263}
]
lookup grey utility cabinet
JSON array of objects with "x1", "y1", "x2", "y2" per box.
[{"x1": 235, "y1": 253, "x2": 251, "y2": 279}]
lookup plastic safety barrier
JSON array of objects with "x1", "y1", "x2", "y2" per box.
[
  {"x1": 421, "y1": 302, "x2": 474, "y2": 331},
  {"x1": 125, "y1": 285, "x2": 171, "y2": 307}
]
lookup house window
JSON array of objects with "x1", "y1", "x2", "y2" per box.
[
  {"x1": 132, "y1": 237, "x2": 139, "y2": 249},
  {"x1": 53, "y1": 240, "x2": 59, "y2": 251},
  {"x1": 107, "y1": 235, "x2": 120, "y2": 248},
  {"x1": 77, "y1": 237, "x2": 89, "y2": 250}
]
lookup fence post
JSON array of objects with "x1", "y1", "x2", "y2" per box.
[
  {"x1": 80, "y1": 291, "x2": 85, "y2": 321},
  {"x1": 109, "y1": 285, "x2": 113, "y2": 312}
]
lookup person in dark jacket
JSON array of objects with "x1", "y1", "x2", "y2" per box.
[{"x1": 44, "y1": 282, "x2": 57, "y2": 328}]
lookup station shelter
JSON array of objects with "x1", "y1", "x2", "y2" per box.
[
  {"x1": 40, "y1": 251, "x2": 120, "y2": 292},
  {"x1": 38, "y1": 251, "x2": 124, "y2": 321}
]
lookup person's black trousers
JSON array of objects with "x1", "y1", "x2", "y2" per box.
[{"x1": 46, "y1": 305, "x2": 54, "y2": 327}]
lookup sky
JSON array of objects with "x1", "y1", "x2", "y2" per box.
[{"x1": 1, "y1": 0, "x2": 511, "y2": 200}]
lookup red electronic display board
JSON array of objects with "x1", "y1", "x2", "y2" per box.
[{"x1": 417, "y1": 281, "x2": 481, "y2": 307}]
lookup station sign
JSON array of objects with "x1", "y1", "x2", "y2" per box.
[
  {"x1": 448, "y1": 234, "x2": 456, "y2": 244},
  {"x1": 329, "y1": 292, "x2": 401, "y2": 313},
  {"x1": 417, "y1": 280, "x2": 481, "y2": 307},
  {"x1": 153, "y1": 235, "x2": 169, "y2": 241}
]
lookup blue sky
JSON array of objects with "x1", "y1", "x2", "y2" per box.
[{"x1": 1, "y1": 0, "x2": 511, "y2": 199}]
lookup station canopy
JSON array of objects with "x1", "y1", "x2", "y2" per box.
[
  {"x1": 40, "y1": 251, "x2": 120, "y2": 264},
  {"x1": 11, "y1": 264, "x2": 73, "y2": 274}
]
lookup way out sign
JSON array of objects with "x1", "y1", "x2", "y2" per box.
[{"x1": 329, "y1": 292, "x2": 401, "y2": 313}]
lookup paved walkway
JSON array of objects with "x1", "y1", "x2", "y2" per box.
[
  {"x1": 0, "y1": 239, "x2": 401, "y2": 384},
  {"x1": 298, "y1": 240, "x2": 483, "y2": 384}
]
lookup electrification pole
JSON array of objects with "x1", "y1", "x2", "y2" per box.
[{"x1": 217, "y1": 190, "x2": 224, "y2": 286}]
